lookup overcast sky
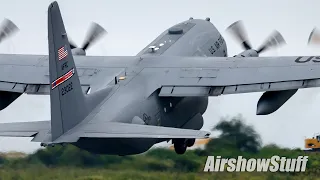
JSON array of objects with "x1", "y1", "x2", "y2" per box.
[{"x1": 0, "y1": 0, "x2": 319, "y2": 153}]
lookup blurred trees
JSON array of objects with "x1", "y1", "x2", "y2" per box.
[
  {"x1": 0, "y1": 114, "x2": 313, "y2": 176},
  {"x1": 205, "y1": 114, "x2": 262, "y2": 155}
]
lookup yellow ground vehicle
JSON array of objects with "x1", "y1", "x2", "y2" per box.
[{"x1": 305, "y1": 135, "x2": 320, "y2": 151}]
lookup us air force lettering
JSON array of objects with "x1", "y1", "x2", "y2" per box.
[
  {"x1": 0, "y1": 1, "x2": 319, "y2": 155},
  {"x1": 295, "y1": 56, "x2": 320, "y2": 63}
]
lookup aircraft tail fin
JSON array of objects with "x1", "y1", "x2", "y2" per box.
[{"x1": 48, "y1": 1, "x2": 88, "y2": 140}]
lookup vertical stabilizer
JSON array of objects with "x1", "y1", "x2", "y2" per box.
[{"x1": 48, "y1": 1, "x2": 87, "y2": 140}]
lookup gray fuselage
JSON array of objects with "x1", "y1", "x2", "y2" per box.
[{"x1": 74, "y1": 18, "x2": 228, "y2": 155}]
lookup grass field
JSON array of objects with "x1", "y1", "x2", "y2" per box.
[{"x1": 0, "y1": 167, "x2": 316, "y2": 180}]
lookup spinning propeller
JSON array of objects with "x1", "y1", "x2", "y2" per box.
[
  {"x1": 226, "y1": 20, "x2": 286, "y2": 56},
  {"x1": 308, "y1": 27, "x2": 320, "y2": 45},
  {"x1": 0, "y1": 18, "x2": 19, "y2": 44},
  {"x1": 68, "y1": 22, "x2": 107, "y2": 56}
]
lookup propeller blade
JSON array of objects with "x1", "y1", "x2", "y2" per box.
[
  {"x1": 256, "y1": 30, "x2": 286, "y2": 53},
  {"x1": 68, "y1": 38, "x2": 78, "y2": 49},
  {"x1": 0, "y1": 18, "x2": 19, "y2": 43},
  {"x1": 308, "y1": 27, "x2": 320, "y2": 45},
  {"x1": 81, "y1": 22, "x2": 107, "y2": 51},
  {"x1": 226, "y1": 20, "x2": 252, "y2": 50}
]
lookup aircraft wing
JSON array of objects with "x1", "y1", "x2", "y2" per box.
[
  {"x1": 3, "y1": 54, "x2": 320, "y2": 97},
  {"x1": 0, "y1": 54, "x2": 137, "y2": 95},
  {"x1": 138, "y1": 56, "x2": 320, "y2": 96}
]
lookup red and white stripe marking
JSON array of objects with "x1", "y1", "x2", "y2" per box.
[{"x1": 51, "y1": 68, "x2": 74, "y2": 89}]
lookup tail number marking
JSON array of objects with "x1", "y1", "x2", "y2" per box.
[{"x1": 61, "y1": 82, "x2": 73, "y2": 96}]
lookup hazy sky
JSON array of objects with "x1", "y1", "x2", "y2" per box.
[{"x1": 0, "y1": 0, "x2": 319, "y2": 153}]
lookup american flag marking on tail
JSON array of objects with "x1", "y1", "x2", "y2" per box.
[
  {"x1": 51, "y1": 68, "x2": 75, "y2": 89},
  {"x1": 58, "y1": 45, "x2": 68, "y2": 61}
]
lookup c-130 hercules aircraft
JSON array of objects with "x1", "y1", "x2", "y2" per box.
[{"x1": 0, "y1": 1, "x2": 319, "y2": 155}]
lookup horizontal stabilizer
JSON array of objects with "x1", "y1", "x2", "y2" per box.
[
  {"x1": 78, "y1": 121, "x2": 210, "y2": 139},
  {"x1": 0, "y1": 121, "x2": 50, "y2": 137},
  {"x1": 0, "y1": 119, "x2": 210, "y2": 144}
]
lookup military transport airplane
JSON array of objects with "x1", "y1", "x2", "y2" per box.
[{"x1": 0, "y1": 1, "x2": 319, "y2": 155}]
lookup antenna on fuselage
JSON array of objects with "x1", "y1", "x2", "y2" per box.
[{"x1": 148, "y1": 45, "x2": 159, "y2": 53}]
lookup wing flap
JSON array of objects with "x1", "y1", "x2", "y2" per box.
[{"x1": 159, "y1": 78, "x2": 320, "y2": 96}]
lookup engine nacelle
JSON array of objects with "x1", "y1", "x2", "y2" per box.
[
  {"x1": 256, "y1": 89, "x2": 297, "y2": 115},
  {"x1": 0, "y1": 91, "x2": 22, "y2": 110},
  {"x1": 71, "y1": 48, "x2": 86, "y2": 56},
  {"x1": 233, "y1": 49, "x2": 258, "y2": 57}
]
